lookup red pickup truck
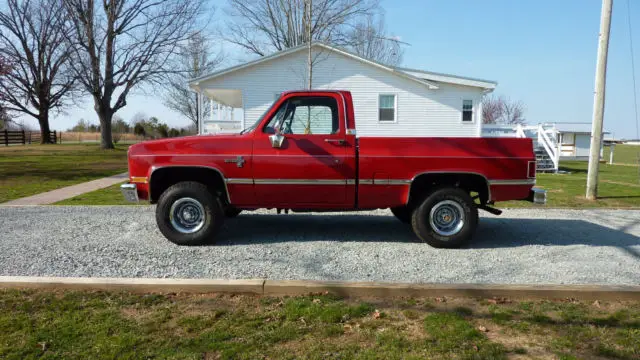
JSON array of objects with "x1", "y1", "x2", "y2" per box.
[{"x1": 121, "y1": 90, "x2": 545, "y2": 248}]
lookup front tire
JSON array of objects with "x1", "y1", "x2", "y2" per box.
[
  {"x1": 411, "y1": 187, "x2": 478, "y2": 248},
  {"x1": 156, "y1": 181, "x2": 224, "y2": 246}
]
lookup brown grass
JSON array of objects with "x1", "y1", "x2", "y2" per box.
[{"x1": 61, "y1": 132, "x2": 141, "y2": 142}]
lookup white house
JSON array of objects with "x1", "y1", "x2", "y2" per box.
[
  {"x1": 189, "y1": 43, "x2": 497, "y2": 137},
  {"x1": 555, "y1": 122, "x2": 609, "y2": 160}
]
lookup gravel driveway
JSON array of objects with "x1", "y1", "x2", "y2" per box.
[{"x1": 1, "y1": 206, "x2": 639, "y2": 285}]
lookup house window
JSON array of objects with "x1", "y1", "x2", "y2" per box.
[
  {"x1": 379, "y1": 94, "x2": 396, "y2": 122},
  {"x1": 462, "y1": 100, "x2": 473, "y2": 122}
]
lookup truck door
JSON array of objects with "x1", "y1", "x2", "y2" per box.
[{"x1": 252, "y1": 93, "x2": 356, "y2": 207}]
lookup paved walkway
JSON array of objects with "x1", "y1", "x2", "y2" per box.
[{"x1": 2, "y1": 173, "x2": 128, "y2": 205}]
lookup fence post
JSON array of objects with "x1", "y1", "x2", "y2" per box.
[
  {"x1": 4, "y1": 129, "x2": 7, "y2": 146},
  {"x1": 21, "y1": 130, "x2": 25, "y2": 145}
]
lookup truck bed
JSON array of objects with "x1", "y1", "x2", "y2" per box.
[{"x1": 356, "y1": 137, "x2": 536, "y2": 207}]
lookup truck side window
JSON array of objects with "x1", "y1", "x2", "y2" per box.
[{"x1": 265, "y1": 96, "x2": 339, "y2": 135}]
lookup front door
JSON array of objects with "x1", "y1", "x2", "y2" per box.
[{"x1": 252, "y1": 94, "x2": 355, "y2": 207}]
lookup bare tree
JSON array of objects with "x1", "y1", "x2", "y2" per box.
[
  {"x1": 0, "y1": 55, "x2": 9, "y2": 128},
  {"x1": 348, "y1": 13, "x2": 403, "y2": 66},
  {"x1": 482, "y1": 95, "x2": 526, "y2": 125},
  {"x1": 62, "y1": 0, "x2": 207, "y2": 149},
  {"x1": 223, "y1": 0, "x2": 379, "y2": 57},
  {"x1": 111, "y1": 115, "x2": 128, "y2": 144},
  {"x1": 0, "y1": 0, "x2": 76, "y2": 143},
  {"x1": 164, "y1": 32, "x2": 223, "y2": 127},
  {"x1": 482, "y1": 96, "x2": 503, "y2": 124}
]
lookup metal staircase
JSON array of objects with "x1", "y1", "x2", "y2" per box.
[
  {"x1": 533, "y1": 125, "x2": 560, "y2": 172},
  {"x1": 534, "y1": 144, "x2": 557, "y2": 172}
]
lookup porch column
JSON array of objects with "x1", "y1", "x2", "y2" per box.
[{"x1": 197, "y1": 91, "x2": 204, "y2": 135}]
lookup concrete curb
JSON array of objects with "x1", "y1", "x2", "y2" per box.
[
  {"x1": 1, "y1": 276, "x2": 639, "y2": 301},
  {"x1": 0, "y1": 276, "x2": 264, "y2": 294}
]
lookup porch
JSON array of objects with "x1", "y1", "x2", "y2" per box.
[{"x1": 194, "y1": 88, "x2": 244, "y2": 135}]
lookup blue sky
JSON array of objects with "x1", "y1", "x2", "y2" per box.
[{"x1": 41, "y1": 0, "x2": 639, "y2": 139}]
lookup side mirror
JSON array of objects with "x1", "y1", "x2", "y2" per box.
[
  {"x1": 269, "y1": 118, "x2": 285, "y2": 148},
  {"x1": 269, "y1": 133, "x2": 284, "y2": 148}
]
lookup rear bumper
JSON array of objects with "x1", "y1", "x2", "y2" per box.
[
  {"x1": 120, "y1": 183, "x2": 139, "y2": 202},
  {"x1": 527, "y1": 188, "x2": 547, "y2": 205}
]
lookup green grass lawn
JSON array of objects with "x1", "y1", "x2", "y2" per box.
[
  {"x1": 604, "y1": 144, "x2": 640, "y2": 165},
  {"x1": 0, "y1": 144, "x2": 129, "y2": 203},
  {"x1": 54, "y1": 182, "x2": 138, "y2": 205},
  {"x1": 0, "y1": 290, "x2": 638, "y2": 359},
  {"x1": 497, "y1": 160, "x2": 640, "y2": 208}
]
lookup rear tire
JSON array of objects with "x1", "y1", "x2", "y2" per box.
[
  {"x1": 156, "y1": 181, "x2": 224, "y2": 246},
  {"x1": 411, "y1": 187, "x2": 478, "y2": 248},
  {"x1": 390, "y1": 206, "x2": 411, "y2": 224},
  {"x1": 224, "y1": 206, "x2": 242, "y2": 218}
]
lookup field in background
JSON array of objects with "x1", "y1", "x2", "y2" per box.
[
  {"x1": 0, "y1": 144, "x2": 128, "y2": 203},
  {"x1": 0, "y1": 289, "x2": 638, "y2": 359},
  {"x1": 604, "y1": 144, "x2": 640, "y2": 165},
  {"x1": 60, "y1": 132, "x2": 142, "y2": 143}
]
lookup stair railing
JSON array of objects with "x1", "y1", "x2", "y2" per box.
[{"x1": 537, "y1": 124, "x2": 559, "y2": 171}]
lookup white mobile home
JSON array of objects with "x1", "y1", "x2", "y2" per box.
[
  {"x1": 555, "y1": 122, "x2": 608, "y2": 160},
  {"x1": 189, "y1": 43, "x2": 497, "y2": 136}
]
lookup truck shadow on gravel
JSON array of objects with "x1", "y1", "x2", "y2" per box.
[{"x1": 217, "y1": 214, "x2": 640, "y2": 257}]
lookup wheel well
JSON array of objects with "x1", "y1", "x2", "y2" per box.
[
  {"x1": 407, "y1": 173, "x2": 490, "y2": 205},
  {"x1": 149, "y1": 167, "x2": 228, "y2": 204}
]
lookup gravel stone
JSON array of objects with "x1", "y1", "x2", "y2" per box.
[{"x1": 0, "y1": 206, "x2": 639, "y2": 285}]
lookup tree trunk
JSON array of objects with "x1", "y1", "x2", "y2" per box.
[
  {"x1": 38, "y1": 110, "x2": 52, "y2": 144},
  {"x1": 97, "y1": 109, "x2": 115, "y2": 149}
]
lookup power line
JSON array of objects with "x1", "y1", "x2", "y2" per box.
[{"x1": 627, "y1": 0, "x2": 640, "y2": 139}]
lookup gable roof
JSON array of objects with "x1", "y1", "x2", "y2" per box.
[
  {"x1": 189, "y1": 42, "x2": 497, "y2": 91},
  {"x1": 396, "y1": 67, "x2": 497, "y2": 90}
]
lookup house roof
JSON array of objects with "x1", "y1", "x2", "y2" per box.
[
  {"x1": 396, "y1": 67, "x2": 497, "y2": 90},
  {"x1": 189, "y1": 42, "x2": 497, "y2": 91},
  {"x1": 553, "y1": 122, "x2": 610, "y2": 134}
]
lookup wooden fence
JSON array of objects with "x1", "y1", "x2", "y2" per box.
[{"x1": 1, "y1": 130, "x2": 58, "y2": 146}]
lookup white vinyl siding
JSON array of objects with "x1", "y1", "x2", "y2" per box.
[
  {"x1": 378, "y1": 94, "x2": 396, "y2": 122},
  {"x1": 197, "y1": 48, "x2": 486, "y2": 137}
]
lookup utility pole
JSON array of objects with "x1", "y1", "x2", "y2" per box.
[
  {"x1": 305, "y1": 0, "x2": 313, "y2": 134},
  {"x1": 307, "y1": 0, "x2": 313, "y2": 90},
  {"x1": 586, "y1": 0, "x2": 613, "y2": 200}
]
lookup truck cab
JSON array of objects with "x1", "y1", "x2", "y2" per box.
[{"x1": 122, "y1": 90, "x2": 545, "y2": 248}]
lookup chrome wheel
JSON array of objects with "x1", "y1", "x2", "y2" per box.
[
  {"x1": 429, "y1": 200, "x2": 465, "y2": 237},
  {"x1": 169, "y1": 197, "x2": 205, "y2": 234}
]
